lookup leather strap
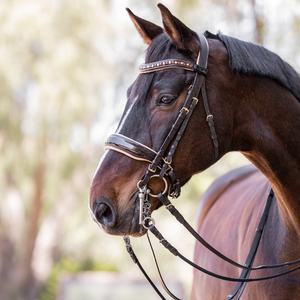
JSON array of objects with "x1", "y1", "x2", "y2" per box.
[
  {"x1": 125, "y1": 187, "x2": 300, "y2": 298},
  {"x1": 197, "y1": 33, "x2": 209, "y2": 69},
  {"x1": 105, "y1": 133, "x2": 157, "y2": 163},
  {"x1": 139, "y1": 59, "x2": 206, "y2": 75},
  {"x1": 123, "y1": 236, "x2": 167, "y2": 299},
  {"x1": 146, "y1": 233, "x2": 182, "y2": 300},
  {"x1": 158, "y1": 79, "x2": 203, "y2": 180},
  {"x1": 201, "y1": 81, "x2": 219, "y2": 159},
  {"x1": 147, "y1": 219, "x2": 300, "y2": 283},
  {"x1": 140, "y1": 34, "x2": 211, "y2": 189},
  {"x1": 139, "y1": 72, "x2": 204, "y2": 190},
  {"x1": 157, "y1": 189, "x2": 300, "y2": 273},
  {"x1": 225, "y1": 188, "x2": 274, "y2": 300}
]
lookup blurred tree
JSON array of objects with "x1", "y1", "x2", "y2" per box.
[
  {"x1": 0, "y1": 0, "x2": 110, "y2": 299},
  {"x1": 250, "y1": 0, "x2": 265, "y2": 44}
]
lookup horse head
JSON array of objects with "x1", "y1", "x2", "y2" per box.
[{"x1": 89, "y1": 4, "x2": 232, "y2": 237}]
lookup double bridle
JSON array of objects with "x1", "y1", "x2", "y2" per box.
[
  {"x1": 103, "y1": 33, "x2": 300, "y2": 299},
  {"x1": 105, "y1": 33, "x2": 218, "y2": 203}
]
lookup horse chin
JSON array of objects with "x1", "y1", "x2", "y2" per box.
[
  {"x1": 129, "y1": 222, "x2": 148, "y2": 237},
  {"x1": 98, "y1": 215, "x2": 146, "y2": 237}
]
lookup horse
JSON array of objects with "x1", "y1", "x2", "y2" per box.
[{"x1": 88, "y1": 3, "x2": 300, "y2": 299}]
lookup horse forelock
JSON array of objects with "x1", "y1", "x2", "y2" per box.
[{"x1": 145, "y1": 33, "x2": 174, "y2": 63}]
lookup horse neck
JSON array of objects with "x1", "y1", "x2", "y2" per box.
[{"x1": 231, "y1": 76, "x2": 300, "y2": 233}]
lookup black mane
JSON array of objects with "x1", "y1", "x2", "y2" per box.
[{"x1": 205, "y1": 31, "x2": 300, "y2": 103}]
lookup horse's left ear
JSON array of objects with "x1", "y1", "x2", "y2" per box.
[
  {"x1": 126, "y1": 8, "x2": 163, "y2": 45},
  {"x1": 158, "y1": 3, "x2": 199, "y2": 56}
]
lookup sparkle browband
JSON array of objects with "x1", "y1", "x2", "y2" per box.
[{"x1": 139, "y1": 59, "x2": 207, "y2": 75}]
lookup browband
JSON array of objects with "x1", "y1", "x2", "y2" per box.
[
  {"x1": 139, "y1": 59, "x2": 207, "y2": 76},
  {"x1": 139, "y1": 33, "x2": 209, "y2": 76}
]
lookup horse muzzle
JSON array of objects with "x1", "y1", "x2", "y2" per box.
[{"x1": 89, "y1": 194, "x2": 148, "y2": 237}]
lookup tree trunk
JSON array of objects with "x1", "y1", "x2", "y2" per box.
[
  {"x1": 18, "y1": 127, "x2": 46, "y2": 300},
  {"x1": 250, "y1": 0, "x2": 265, "y2": 45},
  {"x1": 18, "y1": 160, "x2": 45, "y2": 300}
]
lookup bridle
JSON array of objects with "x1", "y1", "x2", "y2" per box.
[
  {"x1": 105, "y1": 33, "x2": 218, "y2": 204},
  {"x1": 102, "y1": 33, "x2": 300, "y2": 299}
]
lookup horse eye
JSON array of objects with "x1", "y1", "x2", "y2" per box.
[{"x1": 160, "y1": 96, "x2": 175, "y2": 105}]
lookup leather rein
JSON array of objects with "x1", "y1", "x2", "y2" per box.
[{"x1": 104, "y1": 33, "x2": 300, "y2": 299}]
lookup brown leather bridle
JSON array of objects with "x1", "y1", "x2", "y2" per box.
[
  {"x1": 102, "y1": 33, "x2": 300, "y2": 300},
  {"x1": 105, "y1": 33, "x2": 218, "y2": 202}
]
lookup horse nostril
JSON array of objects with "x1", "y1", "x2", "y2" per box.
[{"x1": 94, "y1": 199, "x2": 117, "y2": 228}]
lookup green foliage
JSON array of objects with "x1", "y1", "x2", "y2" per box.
[{"x1": 37, "y1": 257, "x2": 117, "y2": 300}]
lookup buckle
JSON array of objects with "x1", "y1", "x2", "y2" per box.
[
  {"x1": 180, "y1": 107, "x2": 189, "y2": 115},
  {"x1": 192, "y1": 97, "x2": 199, "y2": 104},
  {"x1": 206, "y1": 114, "x2": 213, "y2": 121},
  {"x1": 163, "y1": 157, "x2": 172, "y2": 165},
  {"x1": 148, "y1": 165, "x2": 156, "y2": 173}
]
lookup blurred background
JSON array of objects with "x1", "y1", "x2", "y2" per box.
[{"x1": 0, "y1": 0, "x2": 299, "y2": 299}]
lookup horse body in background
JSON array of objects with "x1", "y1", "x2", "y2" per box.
[{"x1": 89, "y1": 4, "x2": 300, "y2": 299}]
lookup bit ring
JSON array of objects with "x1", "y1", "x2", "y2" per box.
[
  {"x1": 148, "y1": 175, "x2": 168, "y2": 197},
  {"x1": 137, "y1": 180, "x2": 146, "y2": 191},
  {"x1": 142, "y1": 217, "x2": 155, "y2": 229}
]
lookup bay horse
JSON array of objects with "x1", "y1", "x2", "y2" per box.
[{"x1": 89, "y1": 3, "x2": 300, "y2": 299}]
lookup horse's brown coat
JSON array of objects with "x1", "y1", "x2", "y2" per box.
[
  {"x1": 193, "y1": 165, "x2": 272, "y2": 299},
  {"x1": 196, "y1": 164, "x2": 258, "y2": 229}
]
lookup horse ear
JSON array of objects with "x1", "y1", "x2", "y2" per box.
[
  {"x1": 157, "y1": 3, "x2": 199, "y2": 54},
  {"x1": 126, "y1": 8, "x2": 163, "y2": 45}
]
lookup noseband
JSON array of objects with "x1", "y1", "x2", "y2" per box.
[{"x1": 105, "y1": 33, "x2": 219, "y2": 202}]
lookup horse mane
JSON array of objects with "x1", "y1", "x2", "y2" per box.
[{"x1": 204, "y1": 31, "x2": 300, "y2": 103}]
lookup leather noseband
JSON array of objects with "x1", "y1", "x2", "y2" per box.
[{"x1": 105, "y1": 133, "x2": 157, "y2": 163}]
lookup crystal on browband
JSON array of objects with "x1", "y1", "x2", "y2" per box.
[
  {"x1": 139, "y1": 59, "x2": 195, "y2": 74},
  {"x1": 139, "y1": 59, "x2": 208, "y2": 76}
]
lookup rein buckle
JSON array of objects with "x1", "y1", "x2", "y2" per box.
[
  {"x1": 148, "y1": 165, "x2": 157, "y2": 173},
  {"x1": 206, "y1": 114, "x2": 213, "y2": 121},
  {"x1": 180, "y1": 107, "x2": 189, "y2": 115}
]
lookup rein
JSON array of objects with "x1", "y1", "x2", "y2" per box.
[
  {"x1": 105, "y1": 33, "x2": 300, "y2": 299},
  {"x1": 124, "y1": 188, "x2": 300, "y2": 300}
]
